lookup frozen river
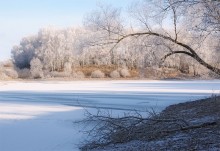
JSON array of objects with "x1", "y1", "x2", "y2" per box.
[
  {"x1": 0, "y1": 80, "x2": 220, "y2": 111},
  {"x1": 0, "y1": 80, "x2": 220, "y2": 151}
]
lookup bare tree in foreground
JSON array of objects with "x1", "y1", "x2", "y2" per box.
[{"x1": 78, "y1": 107, "x2": 218, "y2": 150}]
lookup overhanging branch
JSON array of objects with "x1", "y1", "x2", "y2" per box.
[
  {"x1": 161, "y1": 51, "x2": 194, "y2": 62},
  {"x1": 112, "y1": 31, "x2": 220, "y2": 75}
]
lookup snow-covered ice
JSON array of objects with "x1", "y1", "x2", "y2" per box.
[
  {"x1": 0, "y1": 80, "x2": 220, "y2": 151},
  {"x1": 0, "y1": 103, "x2": 83, "y2": 151}
]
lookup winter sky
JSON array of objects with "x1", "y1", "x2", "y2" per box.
[{"x1": 0, "y1": 0, "x2": 134, "y2": 61}]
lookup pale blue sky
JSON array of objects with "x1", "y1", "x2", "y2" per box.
[{"x1": 0, "y1": 0, "x2": 134, "y2": 60}]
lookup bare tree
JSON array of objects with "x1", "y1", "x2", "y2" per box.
[
  {"x1": 84, "y1": 4, "x2": 124, "y2": 64},
  {"x1": 88, "y1": 0, "x2": 220, "y2": 75}
]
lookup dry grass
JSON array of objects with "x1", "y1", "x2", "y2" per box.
[
  {"x1": 76, "y1": 65, "x2": 117, "y2": 77},
  {"x1": 76, "y1": 65, "x2": 139, "y2": 78},
  {"x1": 142, "y1": 67, "x2": 195, "y2": 79}
]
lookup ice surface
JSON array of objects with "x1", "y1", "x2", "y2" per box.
[{"x1": 0, "y1": 80, "x2": 219, "y2": 151}]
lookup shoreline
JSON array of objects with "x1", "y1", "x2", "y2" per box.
[{"x1": 87, "y1": 96, "x2": 220, "y2": 151}]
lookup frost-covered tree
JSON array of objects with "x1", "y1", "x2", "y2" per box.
[
  {"x1": 30, "y1": 57, "x2": 44, "y2": 78},
  {"x1": 85, "y1": 0, "x2": 220, "y2": 75},
  {"x1": 84, "y1": 4, "x2": 124, "y2": 64},
  {"x1": 12, "y1": 27, "x2": 86, "y2": 72},
  {"x1": 11, "y1": 0, "x2": 220, "y2": 78},
  {"x1": 36, "y1": 27, "x2": 68, "y2": 71},
  {"x1": 11, "y1": 36, "x2": 39, "y2": 69}
]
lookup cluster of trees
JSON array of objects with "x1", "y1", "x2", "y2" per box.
[{"x1": 10, "y1": 0, "x2": 220, "y2": 79}]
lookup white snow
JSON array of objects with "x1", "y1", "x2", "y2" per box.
[
  {"x1": 0, "y1": 80, "x2": 220, "y2": 151},
  {"x1": 0, "y1": 102, "x2": 80, "y2": 120}
]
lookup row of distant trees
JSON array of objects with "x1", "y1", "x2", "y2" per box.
[{"x1": 10, "y1": 0, "x2": 220, "y2": 79}]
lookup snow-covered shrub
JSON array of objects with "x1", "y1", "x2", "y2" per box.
[
  {"x1": 0, "y1": 72, "x2": 9, "y2": 80},
  {"x1": 17, "y1": 68, "x2": 30, "y2": 78},
  {"x1": 44, "y1": 74, "x2": 52, "y2": 79},
  {"x1": 5, "y1": 69, "x2": 18, "y2": 79},
  {"x1": 120, "y1": 68, "x2": 130, "y2": 78},
  {"x1": 43, "y1": 70, "x2": 52, "y2": 79},
  {"x1": 0, "y1": 64, "x2": 3, "y2": 72},
  {"x1": 0, "y1": 65, "x2": 9, "y2": 80},
  {"x1": 91, "y1": 70, "x2": 105, "y2": 78},
  {"x1": 30, "y1": 58, "x2": 44, "y2": 79},
  {"x1": 64, "y1": 62, "x2": 72, "y2": 73},
  {"x1": 50, "y1": 71, "x2": 71, "y2": 78},
  {"x1": 2, "y1": 60, "x2": 14, "y2": 68},
  {"x1": 72, "y1": 71, "x2": 85, "y2": 79},
  {"x1": 110, "y1": 70, "x2": 120, "y2": 78},
  {"x1": 74, "y1": 71, "x2": 85, "y2": 79}
]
